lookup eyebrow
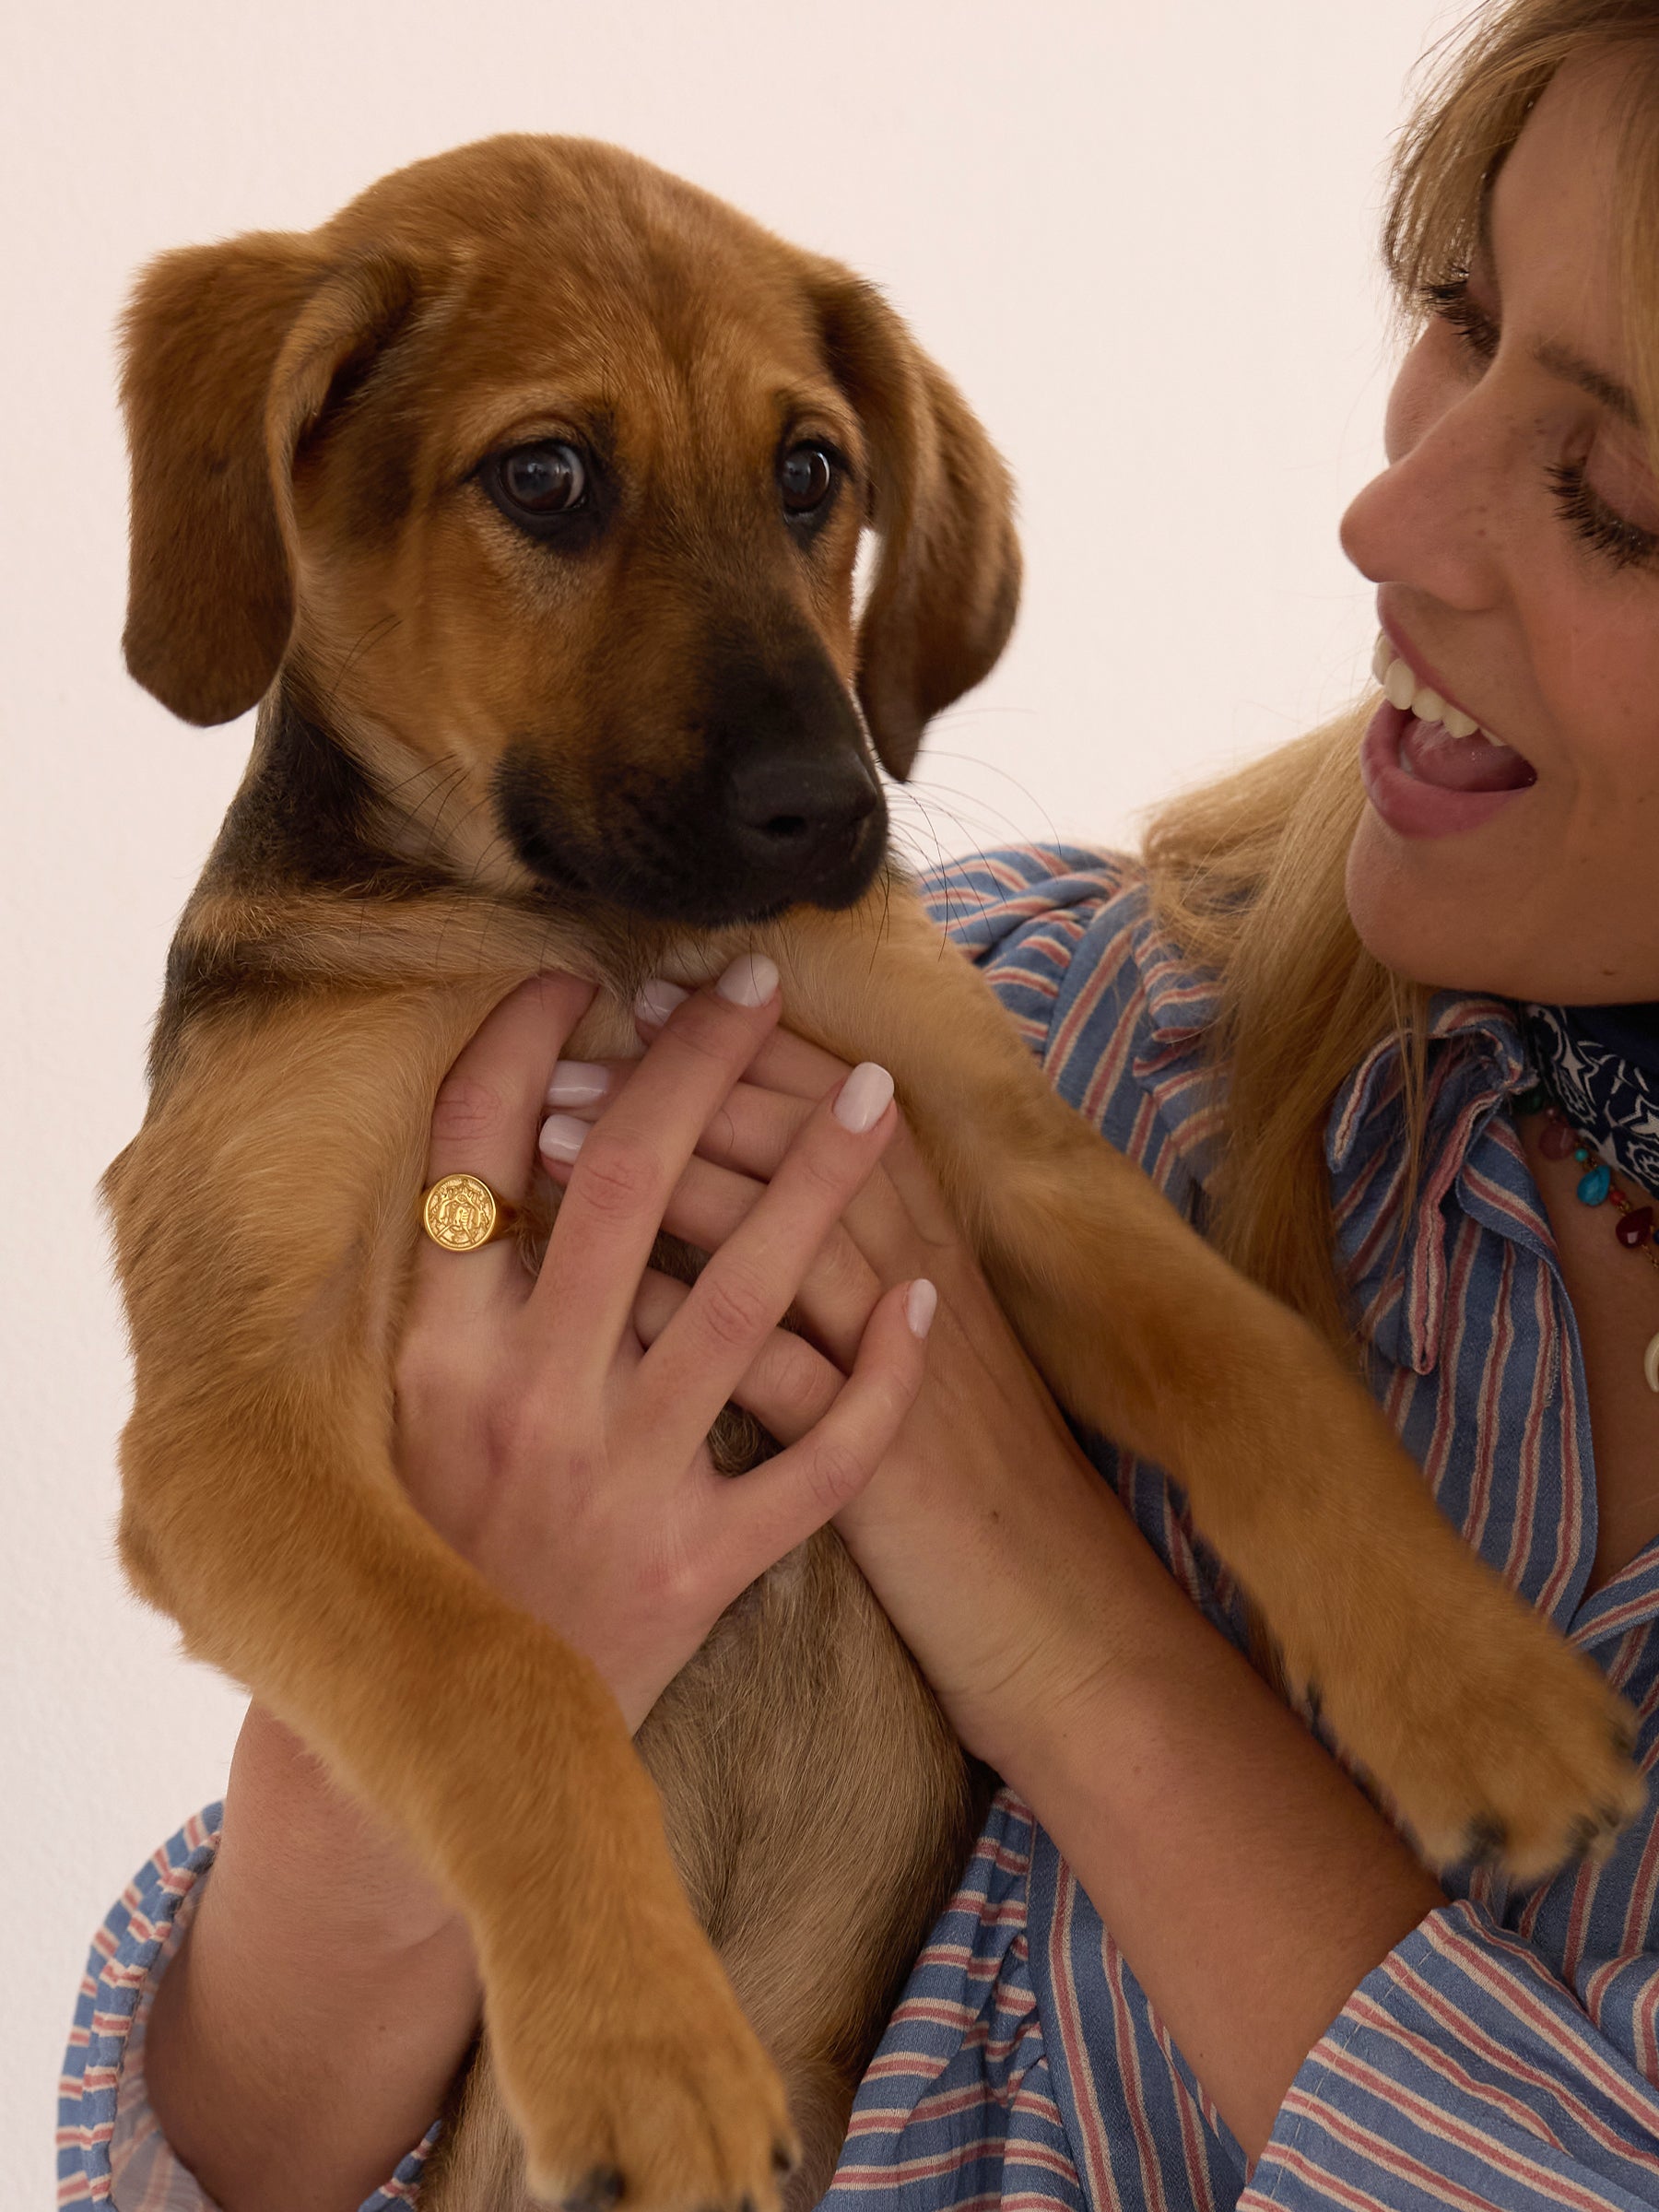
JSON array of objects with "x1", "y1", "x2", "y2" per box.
[
  {"x1": 1532, "y1": 337, "x2": 1642, "y2": 429},
  {"x1": 1474, "y1": 189, "x2": 1642, "y2": 429}
]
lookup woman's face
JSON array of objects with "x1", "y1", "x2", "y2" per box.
[{"x1": 1341, "y1": 52, "x2": 1659, "y2": 1006}]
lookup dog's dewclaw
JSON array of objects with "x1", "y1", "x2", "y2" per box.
[{"x1": 487, "y1": 1910, "x2": 800, "y2": 2212}]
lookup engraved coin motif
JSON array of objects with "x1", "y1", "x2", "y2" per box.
[{"x1": 421, "y1": 1171, "x2": 502, "y2": 1251}]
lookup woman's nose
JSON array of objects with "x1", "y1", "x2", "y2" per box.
[{"x1": 1339, "y1": 342, "x2": 1510, "y2": 612}]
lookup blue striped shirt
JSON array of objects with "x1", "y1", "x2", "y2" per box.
[{"x1": 61, "y1": 846, "x2": 1659, "y2": 2209}]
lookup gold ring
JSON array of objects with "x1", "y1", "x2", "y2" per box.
[{"x1": 419, "y1": 1171, "x2": 519, "y2": 1252}]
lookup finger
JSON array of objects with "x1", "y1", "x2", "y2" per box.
[
  {"x1": 604, "y1": 1149, "x2": 881, "y2": 1368},
  {"x1": 543, "y1": 1062, "x2": 912, "y2": 1359},
  {"x1": 411, "y1": 971, "x2": 596, "y2": 1323},
  {"x1": 656, "y1": 1073, "x2": 947, "y2": 1303},
  {"x1": 633, "y1": 1064, "x2": 898, "y2": 1442},
  {"x1": 632, "y1": 1269, "x2": 849, "y2": 1441},
  {"x1": 714, "y1": 1281, "x2": 935, "y2": 1588},
  {"x1": 544, "y1": 1057, "x2": 635, "y2": 1112},
  {"x1": 546, "y1": 1060, "x2": 813, "y2": 1176},
  {"x1": 546, "y1": 1048, "x2": 961, "y2": 1284},
  {"x1": 741, "y1": 1024, "x2": 853, "y2": 1103},
  {"x1": 687, "y1": 1038, "x2": 963, "y2": 1261},
  {"x1": 534, "y1": 954, "x2": 782, "y2": 1364}
]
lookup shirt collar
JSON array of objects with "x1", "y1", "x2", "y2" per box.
[
  {"x1": 1329, "y1": 991, "x2": 1539, "y2": 1374},
  {"x1": 1127, "y1": 889, "x2": 1548, "y2": 1373}
]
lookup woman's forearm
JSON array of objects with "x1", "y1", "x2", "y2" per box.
[
  {"x1": 994, "y1": 1502, "x2": 1444, "y2": 2167},
  {"x1": 144, "y1": 1706, "x2": 483, "y2": 2212}
]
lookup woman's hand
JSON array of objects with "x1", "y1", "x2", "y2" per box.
[
  {"x1": 394, "y1": 959, "x2": 935, "y2": 1737},
  {"x1": 536, "y1": 1011, "x2": 1128, "y2": 1774},
  {"x1": 542, "y1": 1009, "x2": 1450, "y2": 2165}
]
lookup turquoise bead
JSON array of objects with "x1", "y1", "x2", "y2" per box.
[{"x1": 1577, "y1": 1160, "x2": 1612, "y2": 1206}]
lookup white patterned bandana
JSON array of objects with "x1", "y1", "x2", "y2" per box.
[{"x1": 1524, "y1": 1002, "x2": 1659, "y2": 1194}]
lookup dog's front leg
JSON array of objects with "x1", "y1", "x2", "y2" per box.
[
  {"x1": 758, "y1": 879, "x2": 1641, "y2": 1879},
  {"x1": 106, "y1": 979, "x2": 798, "y2": 2209}
]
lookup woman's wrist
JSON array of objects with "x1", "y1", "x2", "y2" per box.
[
  {"x1": 144, "y1": 1704, "x2": 483, "y2": 2212},
  {"x1": 994, "y1": 1496, "x2": 1443, "y2": 2162},
  {"x1": 226, "y1": 1702, "x2": 470, "y2": 1952}
]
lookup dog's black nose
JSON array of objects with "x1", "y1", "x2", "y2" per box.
[{"x1": 727, "y1": 751, "x2": 881, "y2": 877}]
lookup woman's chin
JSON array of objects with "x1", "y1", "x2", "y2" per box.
[
  {"x1": 1343, "y1": 810, "x2": 1526, "y2": 999},
  {"x1": 1345, "y1": 819, "x2": 1659, "y2": 1005}
]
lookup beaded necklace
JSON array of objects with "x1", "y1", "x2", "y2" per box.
[{"x1": 1512, "y1": 1080, "x2": 1659, "y2": 1394}]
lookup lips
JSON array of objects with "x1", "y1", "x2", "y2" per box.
[
  {"x1": 1360, "y1": 700, "x2": 1538, "y2": 841},
  {"x1": 1362, "y1": 614, "x2": 1541, "y2": 839},
  {"x1": 1399, "y1": 712, "x2": 1536, "y2": 794}
]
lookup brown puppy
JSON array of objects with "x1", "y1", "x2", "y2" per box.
[{"x1": 108, "y1": 136, "x2": 1639, "y2": 2211}]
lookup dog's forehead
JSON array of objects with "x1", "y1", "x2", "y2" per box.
[
  {"x1": 439, "y1": 250, "x2": 832, "y2": 429},
  {"x1": 338, "y1": 136, "x2": 849, "y2": 471}
]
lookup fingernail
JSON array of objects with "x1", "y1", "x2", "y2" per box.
[
  {"x1": 905, "y1": 1279, "x2": 937, "y2": 1338},
  {"x1": 833, "y1": 1062, "x2": 894, "y2": 1135},
  {"x1": 538, "y1": 1112, "x2": 591, "y2": 1165},
  {"x1": 546, "y1": 1061, "x2": 611, "y2": 1108},
  {"x1": 715, "y1": 953, "x2": 780, "y2": 1007},
  {"x1": 634, "y1": 978, "x2": 689, "y2": 1030}
]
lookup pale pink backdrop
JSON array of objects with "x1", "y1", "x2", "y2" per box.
[{"x1": 2, "y1": 0, "x2": 1458, "y2": 2189}]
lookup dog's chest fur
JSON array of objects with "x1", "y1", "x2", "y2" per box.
[
  {"x1": 426, "y1": 1524, "x2": 990, "y2": 2209},
  {"x1": 173, "y1": 698, "x2": 994, "y2": 2209}
]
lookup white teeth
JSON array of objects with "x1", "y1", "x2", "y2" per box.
[{"x1": 1373, "y1": 637, "x2": 1497, "y2": 744}]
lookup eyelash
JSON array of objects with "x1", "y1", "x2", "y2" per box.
[{"x1": 1419, "y1": 275, "x2": 1659, "y2": 574}]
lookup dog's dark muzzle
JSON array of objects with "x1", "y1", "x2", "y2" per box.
[
  {"x1": 493, "y1": 640, "x2": 890, "y2": 927},
  {"x1": 724, "y1": 744, "x2": 885, "y2": 903}
]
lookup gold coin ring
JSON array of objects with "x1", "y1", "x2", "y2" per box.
[{"x1": 420, "y1": 1171, "x2": 518, "y2": 1253}]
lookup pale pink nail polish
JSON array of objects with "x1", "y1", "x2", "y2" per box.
[
  {"x1": 716, "y1": 953, "x2": 780, "y2": 1007},
  {"x1": 905, "y1": 1279, "x2": 938, "y2": 1338},
  {"x1": 634, "y1": 978, "x2": 689, "y2": 1030},
  {"x1": 546, "y1": 1061, "x2": 610, "y2": 1108},
  {"x1": 833, "y1": 1062, "x2": 894, "y2": 1135},
  {"x1": 538, "y1": 1112, "x2": 590, "y2": 1164}
]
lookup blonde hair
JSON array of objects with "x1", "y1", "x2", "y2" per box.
[{"x1": 1142, "y1": 0, "x2": 1659, "y2": 1355}]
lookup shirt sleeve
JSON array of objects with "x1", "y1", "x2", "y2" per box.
[
  {"x1": 925, "y1": 848, "x2": 1659, "y2": 2208},
  {"x1": 58, "y1": 1810, "x2": 441, "y2": 2210},
  {"x1": 915, "y1": 842, "x2": 1212, "y2": 1185},
  {"x1": 1241, "y1": 1900, "x2": 1659, "y2": 2209}
]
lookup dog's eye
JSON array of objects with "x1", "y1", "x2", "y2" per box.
[
  {"x1": 494, "y1": 443, "x2": 588, "y2": 518},
  {"x1": 779, "y1": 443, "x2": 835, "y2": 516}
]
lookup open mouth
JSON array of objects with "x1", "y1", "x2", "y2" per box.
[{"x1": 1360, "y1": 634, "x2": 1536, "y2": 840}]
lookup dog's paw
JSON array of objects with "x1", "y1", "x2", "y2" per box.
[
  {"x1": 1305, "y1": 1555, "x2": 1643, "y2": 1883},
  {"x1": 485, "y1": 1904, "x2": 799, "y2": 2212}
]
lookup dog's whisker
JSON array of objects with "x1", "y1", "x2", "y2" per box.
[
  {"x1": 316, "y1": 611, "x2": 403, "y2": 719},
  {"x1": 379, "y1": 752, "x2": 463, "y2": 807},
  {"x1": 899, "y1": 779, "x2": 1052, "y2": 853},
  {"x1": 415, "y1": 762, "x2": 474, "y2": 853}
]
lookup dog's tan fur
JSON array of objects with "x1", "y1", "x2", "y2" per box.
[{"x1": 109, "y1": 136, "x2": 1640, "y2": 2210}]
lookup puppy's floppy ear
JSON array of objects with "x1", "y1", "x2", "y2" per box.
[
  {"x1": 120, "y1": 235, "x2": 419, "y2": 725},
  {"x1": 812, "y1": 274, "x2": 1021, "y2": 781}
]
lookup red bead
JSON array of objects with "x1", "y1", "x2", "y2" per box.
[
  {"x1": 1540, "y1": 1113, "x2": 1579, "y2": 1160},
  {"x1": 1616, "y1": 1206, "x2": 1654, "y2": 1249}
]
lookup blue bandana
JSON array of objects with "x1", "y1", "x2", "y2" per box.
[{"x1": 1524, "y1": 1002, "x2": 1659, "y2": 1194}]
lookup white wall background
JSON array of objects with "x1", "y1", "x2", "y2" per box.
[{"x1": 3, "y1": 0, "x2": 1462, "y2": 2191}]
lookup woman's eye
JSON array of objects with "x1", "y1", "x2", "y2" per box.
[
  {"x1": 1546, "y1": 458, "x2": 1659, "y2": 573},
  {"x1": 494, "y1": 442, "x2": 588, "y2": 518},
  {"x1": 779, "y1": 442, "x2": 836, "y2": 516},
  {"x1": 1420, "y1": 275, "x2": 1499, "y2": 366}
]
